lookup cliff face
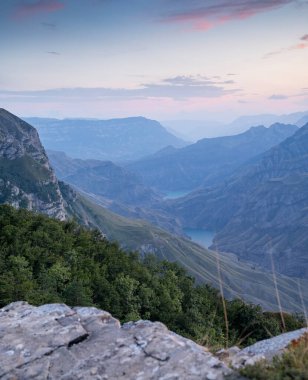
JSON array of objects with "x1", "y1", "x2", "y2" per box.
[{"x1": 0, "y1": 109, "x2": 66, "y2": 220}]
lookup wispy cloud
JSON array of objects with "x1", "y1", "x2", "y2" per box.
[
  {"x1": 269, "y1": 94, "x2": 289, "y2": 100},
  {"x1": 13, "y1": 0, "x2": 64, "y2": 20},
  {"x1": 47, "y1": 51, "x2": 60, "y2": 55},
  {"x1": 264, "y1": 33, "x2": 308, "y2": 58},
  {"x1": 0, "y1": 75, "x2": 240, "y2": 102},
  {"x1": 161, "y1": 0, "x2": 295, "y2": 31},
  {"x1": 41, "y1": 22, "x2": 57, "y2": 30},
  {"x1": 268, "y1": 91, "x2": 308, "y2": 100}
]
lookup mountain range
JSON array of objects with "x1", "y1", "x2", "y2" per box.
[
  {"x1": 25, "y1": 116, "x2": 187, "y2": 162},
  {"x1": 162, "y1": 110, "x2": 308, "y2": 141},
  {"x1": 171, "y1": 122, "x2": 308, "y2": 278},
  {"x1": 1, "y1": 108, "x2": 307, "y2": 312},
  {"x1": 127, "y1": 123, "x2": 298, "y2": 192}
]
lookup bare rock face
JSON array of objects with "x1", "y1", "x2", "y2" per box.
[
  {"x1": 0, "y1": 109, "x2": 66, "y2": 220},
  {"x1": 0, "y1": 302, "x2": 234, "y2": 380}
]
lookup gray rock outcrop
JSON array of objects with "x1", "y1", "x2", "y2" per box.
[
  {"x1": 0, "y1": 302, "x2": 234, "y2": 380},
  {"x1": 217, "y1": 327, "x2": 308, "y2": 369},
  {"x1": 0, "y1": 109, "x2": 66, "y2": 220}
]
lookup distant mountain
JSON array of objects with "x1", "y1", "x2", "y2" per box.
[
  {"x1": 220, "y1": 111, "x2": 307, "y2": 136},
  {"x1": 296, "y1": 114, "x2": 308, "y2": 127},
  {"x1": 0, "y1": 109, "x2": 66, "y2": 220},
  {"x1": 162, "y1": 119, "x2": 225, "y2": 141},
  {"x1": 161, "y1": 111, "x2": 308, "y2": 141},
  {"x1": 48, "y1": 150, "x2": 181, "y2": 234},
  {"x1": 127, "y1": 123, "x2": 298, "y2": 192},
  {"x1": 25, "y1": 117, "x2": 187, "y2": 162},
  {"x1": 171, "y1": 123, "x2": 308, "y2": 278}
]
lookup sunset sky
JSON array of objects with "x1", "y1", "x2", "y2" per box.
[{"x1": 1, "y1": 0, "x2": 308, "y2": 121}]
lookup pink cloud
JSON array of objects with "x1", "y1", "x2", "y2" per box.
[
  {"x1": 13, "y1": 0, "x2": 64, "y2": 20},
  {"x1": 264, "y1": 34, "x2": 308, "y2": 58},
  {"x1": 162, "y1": 0, "x2": 294, "y2": 31},
  {"x1": 292, "y1": 42, "x2": 308, "y2": 50}
]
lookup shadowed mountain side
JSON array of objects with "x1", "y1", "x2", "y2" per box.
[
  {"x1": 48, "y1": 150, "x2": 182, "y2": 234},
  {"x1": 127, "y1": 123, "x2": 298, "y2": 192},
  {"x1": 60, "y1": 183, "x2": 308, "y2": 313},
  {"x1": 170, "y1": 123, "x2": 308, "y2": 278},
  {"x1": 26, "y1": 117, "x2": 187, "y2": 162}
]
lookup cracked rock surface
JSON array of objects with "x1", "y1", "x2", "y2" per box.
[{"x1": 0, "y1": 302, "x2": 235, "y2": 380}]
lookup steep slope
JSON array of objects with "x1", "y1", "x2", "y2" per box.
[
  {"x1": 26, "y1": 117, "x2": 186, "y2": 162},
  {"x1": 127, "y1": 123, "x2": 298, "y2": 192},
  {"x1": 0, "y1": 109, "x2": 66, "y2": 219},
  {"x1": 171, "y1": 123, "x2": 308, "y2": 278},
  {"x1": 60, "y1": 183, "x2": 308, "y2": 313}
]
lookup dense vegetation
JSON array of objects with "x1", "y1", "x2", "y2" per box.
[{"x1": 0, "y1": 205, "x2": 303, "y2": 348}]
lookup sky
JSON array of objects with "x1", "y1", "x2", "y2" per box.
[{"x1": 0, "y1": 0, "x2": 308, "y2": 121}]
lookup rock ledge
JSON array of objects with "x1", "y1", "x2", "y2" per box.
[{"x1": 0, "y1": 302, "x2": 233, "y2": 380}]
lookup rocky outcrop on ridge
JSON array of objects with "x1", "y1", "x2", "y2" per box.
[
  {"x1": 0, "y1": 109, "x2": 66, "y2": 220},
  {"x1": 1, "y1": 302, "x2": 307, "y2": 379},
  {"x1": 0, "y1": 302, "x2": 235, "y2": 380}
]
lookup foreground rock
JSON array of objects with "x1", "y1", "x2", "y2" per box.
[
  {"x1": 217, "y1": 327, "x2": 308, "y2": 369},
  {"x1": 0, "y1": 302, "x2": 234, "y2": 380}
]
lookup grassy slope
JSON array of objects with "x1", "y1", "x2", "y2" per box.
[{"x1": 65, "y1": 191, "x2": 308, "y2": 314}]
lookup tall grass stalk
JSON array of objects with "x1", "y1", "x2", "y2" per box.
[
  {"x1": 214, "y1": 242, "x2": 229, "y2": 347},
  {"x1": 268, "y1": 239, "x2": 286, "y2": 331}
]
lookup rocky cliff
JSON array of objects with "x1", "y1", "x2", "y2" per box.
[{"x1": 0, "y1": 109, "x2": 66, "y2": 220}]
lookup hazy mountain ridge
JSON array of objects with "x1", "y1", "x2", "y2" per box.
[
  {"x1": 162, "y1": 111, "x2": 308, "y2": 141},
  {"x1": 25, "y1": 116, "x2": 187, "y2": 162},
  {"x1": 127, "y1": 123, "x2": 299, "y2": 192},
  {"x1": 171, "y1": 123, "x2": 308, "y2": 278}
]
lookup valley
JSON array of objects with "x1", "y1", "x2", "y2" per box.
[{"x1": 1, "y1": 108, "x2": 308, "y2": 315}]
